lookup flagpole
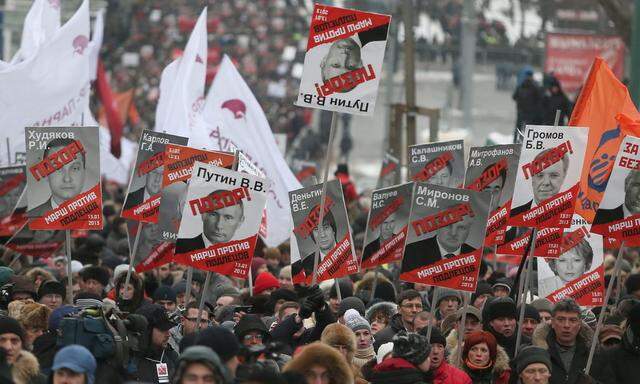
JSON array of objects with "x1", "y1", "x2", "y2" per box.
[
  {"x1": 311, "y1": 112, "x2": 338, "y2": 286},
  {"x1": 515, "y1": 227, "x2": 537, "y2": 356},
  {"x1": 65, "y1": 229, "x2": 73, "y2": 304},
  {"x1": 425, "y1": 287, "x2": 440, "y2": 341},
  {"x1": 196, "y1": 271, "x2": 211, "y2": 335},
  {"x1": 184, "y1": 267, "x2": 194, "y2": 306},
  {"x1": 455, "y1": 293, "x2": 470, "y2": 367},
  {"x1": 123, "y1": 221, "x2": 143, "y2": 298}
]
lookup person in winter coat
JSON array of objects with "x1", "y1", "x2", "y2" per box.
[
  {"x1": 335, "y1": 164, "x2": 357, "y2": 205},
  {"x1": 344, "y1": 309, "x2": 376, "y2": 369},
  {"x1": 542, "y1": 78, "x2": 572, "y2": 125},
  {"x1": 320, "y1": 322, "x2": 367, "y2": 384},
  {"x1": 419, "y1": 327, "x2": 471, "y2": 384},
  {"x1": 515, "y1": 346, "x2": 552, "y2": 384},
  {"x1": 374, "y1": 289, "x2": 423, "y2": 350},
  {"x1": 283, "y1": 342, "x2": 355, "y2": 384},
  {"x1": 363, "y1": 331, "x2": 433, "y2": 384},
  {"x1": 114, "y1": 270, "x2": 148, "y2": 313},
  {"x1": 173, "y1": 346, "x2": 231, "y2": 384},
  {"x1": 0, "y1": 316, "x2": 46, "y2": 384},
  {"x1": 12, "y1": 302, "x2": 50, "y2": 351},
  {"x1": 449, "y1": 331, "x2": 510, "y2": 384},
  {"x1": 530, "y1": 299, "x2": 605, "y2": 384},
  {"x1": 598, "y1": 301, "x2": 640, "y2": 384},
  {"x1": 50, "y1": 345, "x2": 97, "y2": 384},
  {"x1": 365, "y1": 301, "x2": 398, "y2": 335},
  {"x1": 512, "y1": 67, "x2": 543, "y2": 141},
  {"x1": 482, "y1": 297, "x2": 530, "y2": 359}
]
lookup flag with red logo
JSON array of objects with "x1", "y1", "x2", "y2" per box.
[
  {"x1": 408, "y1": 140, "x2": 465, "y2": 187},
  {"x1": 570, "y1": 58, "x2": 640, "y2": 223},
  {"x1": 508, "y1": 125, "x2": 589, "y2": 229},
  {"x1": 464, "y1": 144, "x2": 521, "y2": 245},
  {"x1": 25, "y1": 126, "x2": 102, "y2": 230},
  {"x1": 361, "y1": 182, "x2": 413, "y2": 270},
  {"x1": 158, "y1": 144, "x2": 236, "y2": 243},
  {"x1": 203, "y1": 56, "x2": 302, "y2": 247},
  {"x1": 296, "y1": 4, "x2": 391, "y2": 115},
  {"x1": 400, "y1": 183, "x2": 491, "y2": 292},
  {"x1": 174, "y1": 162, "x2": 269, "y2": 279},
  {"x1": 289, "y1": 180, "x2": 357, "y2": 284},
  {"x1": 122, "y1": 131, "x2": 188, "y2": 223},
  {"x1": 0, "y1": 166, "x2": 27, "y2": 238},
  {"x1": 376, "y1": 153, "x2": 400, "y2": 189}
]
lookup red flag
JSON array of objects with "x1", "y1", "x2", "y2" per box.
[
  {"x1": 569, "y1": 57, "x2": 640, "y2": 223},
  {"x1": 95, "y1": 60, "x2": 123, "y2": 158}
]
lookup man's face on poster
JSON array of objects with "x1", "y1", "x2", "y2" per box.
[
  {"x1": 312, "y1": 219, "x2": 337, "y2": 253},
  {"x1": 483, "y1": 175, "x2": 505, "y2": 209},
  {"x1": 430, "y1": 164, "x2": 453, "y2": 187},
  {"x1": 380, "y1": 212, "x2": 396, "y2": 242},
  {"x1": 47, "y1": 146, "x2": 86, "y2": 205},
  {"x1": 320, "y1": 38, "x2": 362, "y2": 88},
  {"x1": 531, "y1": 157, "x2": 567, "y2": 204},
  {"x1": 436, "y1": 214, "x2": 472, "y2": 253},
  {"x1": 142, "y1": 222, "x2": 161, "y2": 244},
  {"x1": 202, "y1": 204, "x2": 244, "y2": 244},
  {"x1": 145, "y1": 166, "x2": 164, "y2": 196},
  {"x1": 624, "y1": 170, "x2": 640, "y2": 215}
]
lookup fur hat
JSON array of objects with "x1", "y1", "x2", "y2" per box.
[
  {"x1": 365, "y1": 301, "x2": 397, "y2": 323},
  {"x1": 79, "y1": 266, "x2": 110, "y2": 287},
  {"x1": 321, "y1": 323, "x2": 356, "y2": 362},
  {"x1": 392, "y1": 331, "x2": 431, "y2": 367},
  {"x1": 37, "y1": 280, "x2": 65, "y2": 300},
  {"x1": 284, "y1": 342, "x2": 354, "y2": 384},
  {"x1": 16, "y1": 303, "x2": 51, "y2": 331},
  {"x1": 484, "y1": 297, "x2": 517, "y2": 324}
]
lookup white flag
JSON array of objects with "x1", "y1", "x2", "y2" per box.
[
  {"x1": 154, "y1": 8, "x2": 207, "y2": 135},
  {"x1": 203, "y1": 55, "x2": 302, "y2": 247},
  {"x1": 11, "y1": 0, "x2": 62, "y2": 64},
  {"x1": 89, "y1": 8, "x2": 105, "y2": 81},
  {"x1": 0, "y1": 0, "x2": 90, "y2": 166}
]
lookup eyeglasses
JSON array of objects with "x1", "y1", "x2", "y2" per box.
[
  {"x1": 243, "y1": 334, "x2": 264, "y2": 341},
  {"x1": 401, "y1": 303, "x2": 423, "y2": 310}
]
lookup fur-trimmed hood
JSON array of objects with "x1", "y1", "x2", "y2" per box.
[
  {"x1": 365, "y1": 301, "x2": 397, "y2": 324},
  {"x1": 12, "y1": 350, "x2": 40, "y2": 384},
  {"x1": 531, "y1": 322, "x2": 594, "y2": 350},
  {"x1": 321, "y1": 323, "x2": 356, "y2": 363},
  {"x1": 284, "y1": 342, "x2": 354, "y2": 384},
  {"x1": 449, "y1": 341, "x2": 511, "y2": 376}
]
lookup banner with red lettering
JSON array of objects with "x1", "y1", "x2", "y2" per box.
[
  {"x1": 376, "y1": 153, "x2": 401, "y2": 189},
  {"x1": 5, "y1": 221, "x2": 64, "y2": 258},
  {"x1": 0, "y1": 166, "x2": 27, "y2": 238},
  {"x1": 592, "y1": 134, "x2": 640, "y2": 245},
  {"x1": 537, "y1": 225, "x2": 604, "y2": 307},
  {"x1": 295, "y1": 4, "x2": 391, "y2": 115},
  {"x1": 464, "y1": 144, "x2": 520, "y2": 245},
  {"x1": 126, "y1": 220, "x2": 176, "y2": 273},
  {"x1": 289, "y1": 180, "x2": 357, "y2": 284},
  {"x1": 174, "y1": 162, "x2": 268, "y2": 280},
  {"x1": 362, "y1": 182, "x2": 413, "y2": 270},
  {"x1": 237, "y1": 151, "x2": 268, "y2": 241},
  {"x1": 25, "y1": 126, "x2": 102, "y2": 230},
  {"x1": 408, "y1": 140, "x2": 465, "y2": 187},
  {"x1": 122, "y1": 130, "x2": 188, "y2": 223},
  {"x1": 400, "y1": 183, "x2": 491, "y2": 292},
  {"x1": 497, "y1": 226, "x2": 563, "y2": 257},
  {"x1": 158, "y1": 144, "x2": 235, "y2": 243},
  {"x1": 293, "y1": 159, "x2": 318, "y2": 188},
  {"x1": 508, "y1": 125, "x2": 588, "y2": 229}
]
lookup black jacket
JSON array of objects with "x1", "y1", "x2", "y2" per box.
[
  {"x1": 595, "y1": 327, "x2": 640, "y2": 384},
  {"x1": 373, "y1": 313, "x2": 406, "y2": 351},
  {"x1": 513, "y1": 79, "x2": 543, "y2": 126},
  {"x1": 270, "y1": 303, "x2": 336, "y2": 352},
  {"x1": 128, "y1": 346, "x2": 179, "y2": 384}
]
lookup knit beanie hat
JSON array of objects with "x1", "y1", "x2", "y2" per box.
[
  {"x1": 516, "y1": 346, "x2": 551, "y2": 374},
  {"x1": 392, "y1": 331, "x2": 431, "y2": 366},
  {"x1": 418, "y1": 326, "x2": 446, "y2": 346},
  {"x1": 79, "y1": 266, "x2": 110, "y2": 287},
  {"x1": 344, "y1": 308, "x2": 371, "y2": 333},
  {"x1": 152, "y1": 285, "x2": 177, "y2": 303},
  {"x1": 338, "y1": 296, "x2": 365, "y2": 317},
  {"x1": 436, "y1": 288, "x2": 462, "y2": 307},
  {"x1": 519, "y1": 304, "x2": 540, "y2": 322},
  {"x1": 484, "y1": 297, "x2": 517, "y2": 323},
  {"x1": 376, "y1": 342, "x2": 394, "y2": 364},
  {"x1": 463, "y1": 331, "x2": 498, "y2": 363},
  {"x1": 195, "y1": 325, "x2": 240, "y2": 363},
  {"x1": 38, "y1": 280, "x2": 66, "y2": 300},
  {"x1": 0, "y1": 316, "x2": 25, "y2": 342},
  {"x1": 253, "y1": 272, "x2": 280, "y2": 295}
]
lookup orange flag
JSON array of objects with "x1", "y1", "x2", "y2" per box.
[{"x1": 569, "y1": 57, "x2": 640, "y2": 223}]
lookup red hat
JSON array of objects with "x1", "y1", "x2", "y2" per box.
[
  {"x1": 253, "y1": 272, "x2": 280, "y2": 295},
  {"x1": 463, "y1": 331, "x2": 497, "y2": 363}
]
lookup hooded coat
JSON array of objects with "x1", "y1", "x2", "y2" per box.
[
  {"x1": 531, "y1": 322, "x2": 605, "y2": 384},
  {"x1": 284, "y1": 342, "x2": 354, "y2": 384},
  {"x1": 12, "y1": 350, "x2": 46, "y2": 384},
  {"x1": 449, "y1": 344, "x2": 511, "y2": 384},
  {"x1": 373, "y1": 313, "x2": 406, "y2": 350},
  {"x1": 590, "y1": 325, "x2": 640, "y2": 384},
  {"x1": 363, "y1": 357, "x2": 433, "y2": 384}
]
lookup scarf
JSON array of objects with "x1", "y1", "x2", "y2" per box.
[{"x1": 353, "y1": 345, "x2": 376, "y2": 369}]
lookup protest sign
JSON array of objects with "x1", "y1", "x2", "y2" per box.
[
  {"x1": 400, "y1": 183, "x2": 491, "y2": 291},
  {"x1": 126, "y1": 220, "x2": 175, "y2": 273},
  {"x1": 376, "y1": 153, "x2": 401, "y2": 189},
  {"x1": 174, "y1": 162, "x2": 268, "y2": 279},
  {"x1": 508, "y1": 125, "x2": 588, "y2": 229},
  {"x1": 290, "y1": 180, "x2": 357, "y2": 284},
  {"x1": 464, "y1": 144, "x2": 520, "y2": 245},
  {"x1": 293, "y1": 159, "x2": 318, "y2": 187},
  {"x1": 408, "y1": 140, "x2": 465, "y2": 187},
  {"x1": 158, "y1": 144, "x2": 236, "y2": 243},
  {"x1": 237, "y1": 151, "x2": 268, "y2": 240},
  {"x1": 538, "y1": 221, "x2": 604, "y2": 307},
  {"x1": 295, "y1": 4, "x2": 391, "y2": 115},
  {"x1": 497, "y1": 226, "x2": 563, "y2": 257},
  {"x1": 0, "y1": 166, "x2": 26, "y2": 238},
  {"x1": 5, "y1": 223, "x2": 64, "y2": 258},
  {"x1": 122, "y1": 130, "x2": 188, "y2": 223},
  {"x1": 25, "y1": 126, "x2": 102, "y2": 230},
  {"x1": 592, "y1": 135, "x2": 640, "y2": 245},
  {"x1": 361, "y1": 182, "x2": 413, "y2": 270}
]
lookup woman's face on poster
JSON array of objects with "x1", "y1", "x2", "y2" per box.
[{"x1": 555, "y1": 249, "x2": 586, "y2": 283}]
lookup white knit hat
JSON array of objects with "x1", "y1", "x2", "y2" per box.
[{"x1": 376, "y1": 342, "x2": 394, "y2": 364}]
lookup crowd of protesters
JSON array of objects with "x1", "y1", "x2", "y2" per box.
[{"x1": 0, "y1": 172, "x2": 638, "y2": 384}]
